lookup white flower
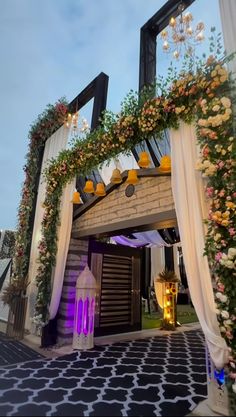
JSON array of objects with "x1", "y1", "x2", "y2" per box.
[
  {"x1": 220, "y1": 326, "x2": 226, "y2": 332},
  {"x1": 228, "y1": 248, "x2": 236, "y2": 259},
  {"x1": 224, "y1": 319, "x2": 233, "y2": 326},
  {"x1": 214, "y1": 233, "x2": 221, "y2": 242},
  {"x1": 216, "y1": 292, "x2": 228, "y2": 303},
  {"x1": 221, "y1": 310, "x2": 230, "y2": 319},
  {"x1": 221, "y1": 97, "x2": 231, "y2": 108},
  {"x1": 232, "y1": 382, "x2": 236, "y2": 394},
  {"x1": 212, "y1": 105, "x2": 220, "y2": 112}
]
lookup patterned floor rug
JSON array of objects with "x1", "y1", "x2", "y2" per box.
[
  {"x1": 0, "y1": 332, "x2": 43, "y2": 367},
  {"x1": 0, "y1": 329, "x2": 207, "y2": 416}
]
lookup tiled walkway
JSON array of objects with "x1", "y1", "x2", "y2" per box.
[{"x1": 0, "y1": 329, "x2": 207, "y2": 416}]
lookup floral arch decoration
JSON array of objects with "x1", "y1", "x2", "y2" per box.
[{"x1": 10, "y1": 48, "x2": 236, "y2": 401}]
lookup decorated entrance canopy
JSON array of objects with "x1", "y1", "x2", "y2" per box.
[{"x1": 7, "y1": 36, "x2": 236, "y2": 405}]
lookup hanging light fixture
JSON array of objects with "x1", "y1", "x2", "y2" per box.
[
  {"x1": 71, "y1": 190, "x2": 82, "y2": 204},
  {"x1": 138, "y1": 151, "x2": 151, "y2": 168},
  {"x1": 94, "y1": 182, "x2": 106, "y2": 197},
  {"x1": 83, "y1": 180, "x2": 95, "y2": 194},
  {"x1": 126, "y1": 169, "x2": 139, "y2": 185},
  {"x1": 157, "y1": 155, "x2": 171, "y2": 173},
  {"x1": 160, "y1": 1, "x2": 205, "y2": 59},
  {"x1": 110, "y1": 168, "x2": 122, "y2": 184}
]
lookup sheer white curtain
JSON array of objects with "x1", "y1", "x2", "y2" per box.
[
  {"x1": 169, "y1": 122, "x2": 228, "y2": 369},
  {"x1": 219, "y1": 0, "x2": 236, "y2": 76},
  {"x1": 25, "y1": 125, "x2": 74, "y2": 330}
]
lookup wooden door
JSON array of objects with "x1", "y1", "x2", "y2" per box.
[{"x1": 88, "y1": 240, "x2": 141, "y2": 336}]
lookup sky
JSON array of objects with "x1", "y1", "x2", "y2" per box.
[{"x1": 0, "y1": 0, "x2": 222, "y2": 230}]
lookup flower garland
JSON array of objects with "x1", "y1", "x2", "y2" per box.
[{"x1": 11, "y1": 99, "x2": 68, "y2": 288}]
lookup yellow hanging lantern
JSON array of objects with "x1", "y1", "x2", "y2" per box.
[
  {"x1": 126, "y1": 169, "x2": 139, "y2": 185},
  {"x1": 71, "y1": 191, "x2": 82, "y2": 204},
  {"x1": 83, "y1": 180, "x2": 95, "y2": 193},
  {"x1": 157, "y1": 155, "x2": 171, "y2": 173},
  {"x1": 138, "y1": 151, "x2": 151, "y2": 168},
  {"x1": 95, "y1": 182, "x2": 106, "y2": 197},
  {"x1": 110, "y1": 168, "x2": 122, "y2": 184}
]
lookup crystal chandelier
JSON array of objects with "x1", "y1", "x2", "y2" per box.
[{"x1": 160, "y1": 1, "x2": 205, "y2": 59}]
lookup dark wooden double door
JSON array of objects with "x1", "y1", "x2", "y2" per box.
[{"x1": 88, "y1": 240, "x2": 142, "y2": 337}]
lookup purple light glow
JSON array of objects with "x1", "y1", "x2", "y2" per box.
[
  {"x1": 83, "y1": 297, "x2": 89, "y2": 336},
  {"x1": 77, "y1": 299, "x2": 83, "y2": 334},
  {"x1": 90, "y1": 298, "x2": 95, "y2": 334}
]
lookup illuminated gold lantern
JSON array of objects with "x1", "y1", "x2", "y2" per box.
[
  {"x1": 126, "y1": 169, "x2": 139, "y2": 185},
  {"x1": 110, "y1": 168, "x2": 122, "y2": 184},
  {"x1": 71, "y1": 190, "x2": 82, "y2": 204},
  {"x1": 138, "y1": 151, "x2": 151, "y2": 168},
  {"x1": 157, "y1": 155, "x2": 171, "y2": 173},
  {"x1": 95, "y1": 182, "x2": 106, "y2": 197},
  {"x1": 83, "y1": 180, "x2": 94, "y2": 194}
]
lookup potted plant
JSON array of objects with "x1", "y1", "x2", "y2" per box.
[
  {"x1": 154, "y1": 269, "x2": 180, "y2": 330},
  {"x1": 1, "y1": 277, "x2": 29, "y2": 337}
]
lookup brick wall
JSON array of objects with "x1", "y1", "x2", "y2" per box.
[
  {"x1": 57, "y1": 238, "x2": 88, "y2": 345},
  {"x1": 73, "y1": 176, "x2": 174, "y2": 234}
]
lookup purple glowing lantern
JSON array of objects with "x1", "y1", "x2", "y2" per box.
[{"x1": 72, "y1": 265, "x2": 97, "y2": 350}]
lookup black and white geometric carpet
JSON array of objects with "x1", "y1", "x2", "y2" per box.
[{"x1": 0, "y1": 330, "x2": 207, "y2": 416}]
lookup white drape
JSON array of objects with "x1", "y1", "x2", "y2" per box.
[
  {"x1": 219, "y1": 0, "x2": 236, "y2": 76},
  {"x1": 25, "y1": 125, "x2": 73, "y2": 329},
  {"x1": 170, "y1": 122, "x2": 228, "y2": 369},
  {"x1": 49, "y1": 178, "x2": 75, "y2": 319}
]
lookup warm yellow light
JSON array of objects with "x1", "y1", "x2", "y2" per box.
[
  {"x1": 169, "y1": 17, "x2": 176, "y2": 27},
  {"x1": 166, "y1": 289, "x2": 170, "y2": 294},
  {"x1": 167, "y1": 301, "x2": 171, "y2": 306}
]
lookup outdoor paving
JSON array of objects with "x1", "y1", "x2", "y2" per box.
[{"x1": 0, "y1": 329, "x2": 207, "y2": 416}]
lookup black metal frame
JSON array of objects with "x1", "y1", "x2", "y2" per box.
[
  {"x1": 139, "y1": 0, "x2": 196, "y2": 91},
  {"x1": 135, "y1": 0, "x2": 195, "y2": 167}
]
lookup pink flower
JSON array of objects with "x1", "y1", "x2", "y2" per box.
[
  {"x1": 218, "y1": 189, "x2": 225, "y2": 197},
  {"x1": 233, "y1": 192, "x2": 236, "y2": 198},
  {"x1": 229, "y1": 228, "x2": 236, "y2": 236},
  {"x1": 215, "y1": 252, "x2": 223, "y2": 261},
  {"x1": 230, "y1": 372, "x2": 236, "y2": 378},
  {"x1": 217, "y1": 283, "x2": 225, "y2": 292},
  {"x1": 206, "y1": 187, "x2": 214, "y2": 197},
  {"x1": 218, "y1": 161, "x2": 224, "y2": 169},
  {"x1": 226, "y1": 330, "x2": 233, "y2": 340}
]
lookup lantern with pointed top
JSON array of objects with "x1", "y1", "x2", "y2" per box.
[
  {"x1": 71, "y1": 190, "x2": 82, "y2": 204},
  {"x1": 138, "y1": 151, "x2": 151, "y2": 168},
  {"x1": 83, "y1": 180, "x2": 94, "y2": 193},
  {"x1": 157, "y1": 155, "x2": 171, "y2": 173},
  {"x1": 95, "y1": 182, "x2": 106, "y2": 197},
  {"x1": 126, "y1": 169, "x2": 139, "y2": 185},
  {"x1": 110, "y1": 168, "x2": 122, "y2": 184},
  {"x1": 72, "y1": 265, "x2": 97, "y2": 350}
]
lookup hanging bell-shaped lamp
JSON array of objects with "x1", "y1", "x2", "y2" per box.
[
  {"x1": 83, "y1": 180, "x2": 95, "y2": 193},
  {"x1": 126, "y1": 169, "x2": 139, "y2": 185},
  {"x1": 95, "y1": 182, "x2": 106, "y2": 197},
  {"x1": 157, "y1": 155, "x2": 171, "y2": 173},
  {"x1": 110, "y1": 168, "x2": 122, "y2": 184},
  {"x1": 71, "y1": 190, "x2": 82, "y2": 204},
  {"x1": 138, "y1": 151, "x2": 151, "y2": 168}
]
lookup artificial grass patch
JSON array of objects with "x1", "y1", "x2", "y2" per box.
[{"x1": 142, "y1": 304, "x2": 198, "y2": 330}]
